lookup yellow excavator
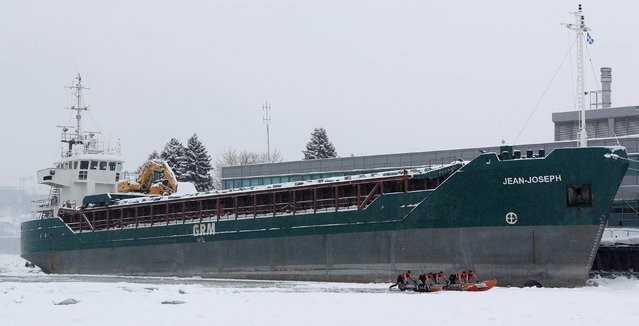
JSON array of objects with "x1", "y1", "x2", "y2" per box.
[{"x1": 117, "y1": 159, "x2": 178, "y2": 195}]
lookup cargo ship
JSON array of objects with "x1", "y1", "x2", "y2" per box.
[
  {"x1": 20, "y1": 75, "x2": 629, "y2": 286},
  {"x1": 21, "y1": 6, "x2": 630, "y2": 287},
  {"x1": 21, "y1": 129, "x2": 629, "y2": 287}
]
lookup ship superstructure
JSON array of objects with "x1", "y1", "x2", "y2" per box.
[{"x1": 35, "y1": 74, "x2": 123, "y2": 218}]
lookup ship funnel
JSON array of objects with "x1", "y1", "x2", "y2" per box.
[{"x1": 601, "y1": 67, "x2": 612, "y2": 109}]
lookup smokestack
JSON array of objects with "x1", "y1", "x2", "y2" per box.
[{"x1": 601, "y1": 67, "x2": 612, "y2": 108}]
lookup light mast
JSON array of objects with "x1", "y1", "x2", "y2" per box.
[
  {"x1": 263, "y1": 101, "x2": 272, "y2": 162},
  {"x1": 563, "y1": 4, "x2": 590, "y2": 148},
  {"x1": 62, "y1": 73, "x2": 90, "y2": 156}
]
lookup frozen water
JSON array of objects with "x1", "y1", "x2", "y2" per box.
[{"x1": 1, "y1": 254, "x2": 638, "y2": 325}]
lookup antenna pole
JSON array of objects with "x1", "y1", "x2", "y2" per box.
[
  {"x1": 564, "y1": 4, "x2": 589, "y2": 148},
  {"x1": 262, "y1": 101, "x2": 272, "y2": 162},
  {"x1": 65, "y1": 73, "x2": 89, "y2": 142}
]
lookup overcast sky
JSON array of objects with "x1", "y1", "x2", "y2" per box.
[{"x1": 2, "y1": 1, "x2": 639, "y2": 187}]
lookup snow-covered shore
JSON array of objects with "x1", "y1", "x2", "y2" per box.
[
  {"x1": 601, "y1": 227, "x2": 639, "y2": 246},
  {"x1": 1, "y1": 254, "x2": 638, "y2": 326}
]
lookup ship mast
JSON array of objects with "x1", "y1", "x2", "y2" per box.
[
  {"x1": 62, "y1": 73, "x2": 90, "y2": 155},
  {"x1": 563, "y1": 4, "x2": 590, "y2": 148}
]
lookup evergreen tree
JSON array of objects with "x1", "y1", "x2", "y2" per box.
[
  {"x1": 160, "y1": 138, "x2": 187, "y2": 181},
  {"x1": 303, "y1": 127, "x2": 337, "y2": 160},
  {"x1": 183, "y1": 133, "x2": 214, "y2": 191},
  {"x1": 136, "y1": 150, "x2": 160, "y2": 173}
]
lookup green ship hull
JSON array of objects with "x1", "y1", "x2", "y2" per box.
[{"x1": 21, "y1": 147, "x2": 628, "y2": 287}]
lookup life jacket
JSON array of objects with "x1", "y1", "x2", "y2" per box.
[
  {"x1": 436, "y1": 272, "x2": 446, "y2": 282},
  {"x1": 466, "y1": 271, "x2": 477, "y2": 281},
  {"x1": 403, "y1": 272, "x2": 413, "y2": 281},
  {"x1": 456, "y1": 272, "x2": 465, "y2": 283}
]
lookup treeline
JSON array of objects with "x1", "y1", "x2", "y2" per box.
[{"x1": 139, "y1": 127, "x2": 338, "y2": 191}]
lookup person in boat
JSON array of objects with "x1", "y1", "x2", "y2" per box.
[
  {"x1": 448, "y1": 273, "x2": 457, "y2": 285},
  {"x1": 457, "y1": 271, "x2": 467, "y2": 284},
  {"x1": 435, "y1": 271, "x2": 448, "y2": 284},
  {"x1": 465, "y1": 270, "x2": 478, "y2": 282},
  {"x1": 389, "y1": 270, "x2": 414, "y2": 289},
  {"x1": 428, "y1": 272, "x2": 437, "y2": 284},
  {"x1": 449, "y1": 271, "x2": 466, "y2": 284},
  {"x1": 418, "y1": 272, "x2": 435, "y2": 285},
  {"x1": 418, "y1": 273, "x2": 427, "y2": 285}
]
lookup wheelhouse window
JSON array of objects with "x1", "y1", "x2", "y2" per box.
[
  {"x1": 90, "y1": 161, "x2": 98, "y2": 170},
  {"x1": 74, "y1": 161, "x2": 79, "y2": 169},
  {"x1": 99, "y1": 161, "x2": 107, "y2": 170},
  {"x1": 80, "y1": 161, "x2": 89, "y2": 169},
  {"x1": 116, "y1": 163, "x2": 123, "y2": 172},
  {"x1": 108, "y1": 162, "x2": 116, "y2": 171},
  {"x1": 566, "y1": 184, "x2": 592, "y2": 207}
]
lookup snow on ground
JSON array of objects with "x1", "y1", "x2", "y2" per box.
[
  {"x1": 601, "y1": 228, "x2": 639, "y2": 246},
  {"x1": 1, "y1": 254, "x2": 638, "y2": 326}
]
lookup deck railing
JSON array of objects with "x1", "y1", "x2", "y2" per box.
[{"x1": 59, "y1": 169, "x2": 458, "y2": 233}]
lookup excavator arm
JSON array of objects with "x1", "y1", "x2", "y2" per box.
[{"x1": 117, "y1": 159, "x2": 178, "y2": 195}]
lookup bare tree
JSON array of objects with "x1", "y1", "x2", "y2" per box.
[{"x1": 212, "y1": 148, "x2": 283, "y2": 189}]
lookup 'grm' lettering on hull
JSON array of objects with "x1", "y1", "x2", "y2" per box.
[{"x1": 193, "y1": 223, "x2": 215, "y2": 236}]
